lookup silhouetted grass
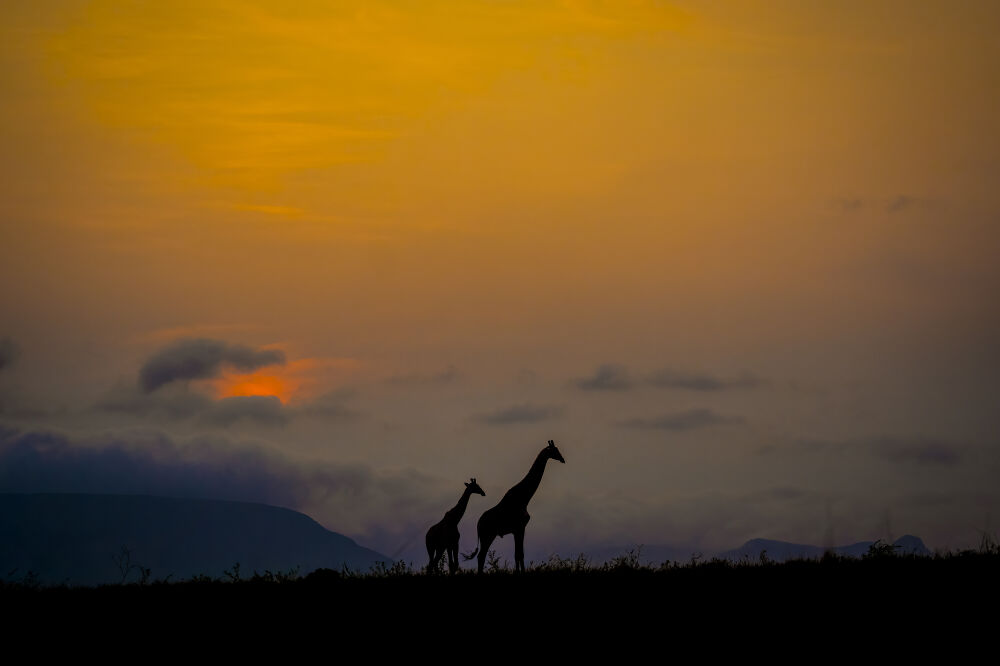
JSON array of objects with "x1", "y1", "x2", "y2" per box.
[{"x1": 5, "y1": 543, "x2": 997, "y2": 649}]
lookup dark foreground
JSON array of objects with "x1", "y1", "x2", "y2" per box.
[{"x1": 5, "y1": 551, "x2": 998, "y2": 654}]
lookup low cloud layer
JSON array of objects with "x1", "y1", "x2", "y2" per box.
[
  {"x1": 0, "y1": 426, "x2": 443, "y2": 554},
  {"x1": 139, "y1": 338, "x2": 286, "y2": 393},
  {"x1": 477, "y1": 403, "x2": 565, "y2": 425},
  {"x1": 617, "y1": 408, "x2": 744, "y2": 431}
]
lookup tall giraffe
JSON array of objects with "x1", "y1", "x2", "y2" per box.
[
  {"x1": 464, "y1": 440, "x2": 565, "y2": 573},
  {"x1": 426, "y1": 478, "x2": 485, "y2": 574}
]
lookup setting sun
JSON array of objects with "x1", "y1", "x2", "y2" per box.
[{"x1": 213, "y1": 372, "x2": 294, "y2": 403}]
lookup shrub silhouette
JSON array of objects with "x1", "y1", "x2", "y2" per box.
[{"x1": 864, "y1": 539, "x2": 899, "y2": 559}]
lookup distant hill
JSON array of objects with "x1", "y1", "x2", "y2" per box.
[
  {"x1": 0, "y1": 493, "x2": 389, "y2": 586},
  {"x1": 718, "y1": 534, "x2": 932, "y2": 562},
  {"x1": 573, "y1": 535, "x2": 932, "y2": 566}
]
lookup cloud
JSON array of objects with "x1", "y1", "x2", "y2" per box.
[
  {"x1": 96, "y1": 384, "x2": 289, "y2": 428},
  {"x1": 139, "y1": 338, "x2": 285, "y2": 393},
  {"x1": 0, "y1": 337, "x2": 18, "y2": 373},
  {"x1": 575, "y1": 364, "x2": 760, "y2": 392},
  {"x1": 763, "y1": 436, "x2": 964, "y2": 467},
  {"x1": 0, "y1": 426, "x2": 444, "y2": 552},
  {"x1": 96, "y1": 382, "x2": 360, "y2": 428},
  {"x1": 97, "y1": 383, "x2": 214, "y2": 419},
  {"x1": 833, "y1": 197, "x2": 864, "y2": 213},
  {"x1": 575, "y1": 364, "x2": 632, "y2": 391},
  {"x1": 199, "y1": 395, "x2": 289, "y2": 427},
  {"x1": 761, "y1": 486, "x2": 807, "y2": 501},
  {"x1": 295, "y1": 390, "x2": 362, "y2": 422},
  {"x1": 887, "y1": 195, "x2": 915, "y2": 213},
  {"x1": 385, "y1": 365, "x2": 459, "y2": 386},
  {"x1": 616, "y1": 408, "x2": 743, "y2": 431},
  {"x1": 476, "y1": 403, "x2": 565, "y2": 425},
  {"x1": 646, "y1": 369, "x2": 761, "y2": 391},
  {"x1": 887, "y1": 195, "x2": 936, "y2": 214},
  {"x1": 871, "y1": 437, "x2": 961, "y2": 465}
]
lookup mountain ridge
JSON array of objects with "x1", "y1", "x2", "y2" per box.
[
  {"x1": 0, "y1": 492, "x2": 389, "y2": 585},
  {"x1": 718, "y1": 534, "x2": 932, "y2": 562}
]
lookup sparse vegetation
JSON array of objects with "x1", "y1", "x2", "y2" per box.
[
  {"x1": 3, "y1": 545, "x2": 996, "y2": 648},
  {"x1": 863, "y1": 539, "x2": 900, "y2": 559},
  {"x1": 112, "y1": 545, "x2": 151, "y2": 585},
  {"x1": 3, "y1": 544, "x2": 997, "y2": 602}
]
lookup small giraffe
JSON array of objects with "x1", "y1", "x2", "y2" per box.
[
  {"x1": 464, "y1": 440, "x2": 565, "y2": 573},
  {"x1": 426, "y1": 478, "x2": 486, "y2": 574}
]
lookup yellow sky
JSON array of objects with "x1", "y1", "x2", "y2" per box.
[{"x1": 3, "y1": 0, "x2": 997, "y2": 393}]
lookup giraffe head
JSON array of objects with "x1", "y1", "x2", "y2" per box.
[
  {"x1": 546, "y1": 439, "x2": 565, "y2": 463},
  {"x1": 465, "y1": 478, "x2": 486, "y2": 496}
]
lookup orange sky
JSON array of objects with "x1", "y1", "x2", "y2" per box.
[{"x1": 1, "y1": 1, "x2": 998, "y2": 558}]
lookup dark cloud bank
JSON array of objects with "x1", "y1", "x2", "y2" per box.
[
  {"x1": 139, "y1": 338, "x2": 285, "y2": 392},
  {"x1": 0, "y1": 426, "x2": 439, "y2": 552}
]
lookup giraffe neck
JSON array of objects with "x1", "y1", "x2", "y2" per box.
[
  {"x1": 515, "y1": 450, "x2": 550, "y2": 506},
  {"x1": 446, "y1": 487, "x2": 473, "y2": 524}
]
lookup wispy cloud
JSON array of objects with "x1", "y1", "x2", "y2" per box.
[
  {"x1": 97, "y1": 382, "x2": 360, "y2": 428},
  {"x1": 832, "y1": 197, "x2": 864, "y2": 213},
  {"x1": 0, "y1": 337, "x2": 17, "y2": 373},
  {"x1": 871, "y1": 437, "x2": 961, "y2": 466},
  {"x1": 476, "y1": 403, "x2": 565, "y2": 425},
  {"x1": 616, "y1": 408, "x2": 743, "y2": 431},
  {"x1": 762, "y1": 436, "x2": 963, "y2": 467},
  {"x1": 198, "y1": 395, "x2": 289, "y2": 427},
  {"x1": 385, "y1": 365, "x2": 459, "y2": 387},
  {"x1": 139, "y1": 338, "x2": 285, "y2": 393},
  {"x1": 887, "y1": 194, "x2": 933, "y2": 213},
  {"x1": 575, "y1": 364, "x2": 632, "y2": 391},
  {"x1": 575, "y1": 364, "x2": 760, "y2": 392},
  {"x1": 646, "y1": 369, "x2": 761, "y2": 391}
]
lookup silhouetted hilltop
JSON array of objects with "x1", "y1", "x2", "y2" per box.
[
  {"x1": 718, "y1": 534, "x2": 932, "y2": 562},
  {"x1": 0, "y1": 493, "x2": 388, "y2": 585}
]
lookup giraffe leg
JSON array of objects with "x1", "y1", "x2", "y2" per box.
[
  {"x1": 514, "y1": 527, "x2": 526, "y2": 573},
  {"x1": 428, "y1": 545, "x2": 445, "y2": 574},
  {"x1": 477, "y1": 532, "x2": 497, "y2": 574},
  {"x1": 448, "y1": 545, "x2": 458, "y2": 574}
]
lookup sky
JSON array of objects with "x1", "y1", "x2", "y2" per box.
[{"x1": 1, "y1": 0, "x2": 998, "y2": 564}]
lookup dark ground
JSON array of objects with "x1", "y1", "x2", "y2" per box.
[{"x1": 4, "y1": 552, "x2": 997, "y2": 656}]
